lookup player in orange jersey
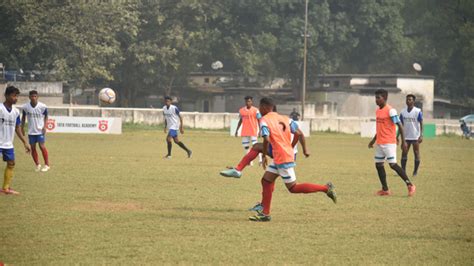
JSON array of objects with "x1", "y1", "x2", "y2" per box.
[
  {"x1": 248, "y1": 97, "x2": 336, "y2": 222},
  {"x1": 235, "y1": 96, "x2": 262, "y2": 165},
  {"x1": 368, "y1": 89, "x2": 416, "y2": 197}
]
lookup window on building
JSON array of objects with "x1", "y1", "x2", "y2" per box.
[
  {"x1": 334, "y1": 81, "x2": 340, "y2": 87},
  {"x1": 203, "y1": 100, "x2": 210, "y2": 112},
  {"x1": 204, "y1": 78, "x2": 210, "y2": 84}
]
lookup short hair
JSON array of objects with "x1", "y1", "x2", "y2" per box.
[
  {"x1": 260, "y1": 97, "x2": 274, "y2": 107},
  {"x1": 375, "y1": 89, "x2": 388, "y2": 100},
  {"x1": 244, "y1": 96, "x2": 253, "y2": 101},
  {"x1": 164, "y1": 96, "x2": 172, "y2": 101},
  {"x1": 5, "y1": 86, "x2": 20, "y2": 97},
  {"x1": 406, "y1": 94, "x2": 416, "y2": 101},
  {"x1": 29, "y1": 90, "x2": 38, "y2": 96}
]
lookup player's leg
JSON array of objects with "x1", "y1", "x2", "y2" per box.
[
  {"x1": 220, "y1": 143, "x2": 264, "y2": 178},
  {"x1": 252, "y1": 136, "x2": 262, "y2": 165},
  {"x1": 386, "y1": 144, "x2": 416, "y2": 196},
  {"x1": 412, "y1": 142, "x2": 421, "y2": 176},
  {"x1": 241, "y1": 137, "x2": 254, "y2": 166},
  {"x1": 249, "y1": 170, "x2": 278, "y2": 222},
  {"x1": 236, "y1": 143, "x2": 263, "y2": 171},
  {"x1": 1, "y1": 149, "x2": 19, "y2": 195},
  {"x1": 29, "y1": 135, "x2": 41, "y2": 171},
  {"x1": 401, "y1": 142, "x2": 411, "y2": 172},
  {"x1": 281, "y1": 167, "x2": 337, "y2": 203},
  {"x1": 374, "y1": 144, "x2": 390, "y2": 195},
  {"x1": 173, "y1": 135, "x2": 192, "y2": 158},
  {"x1": 39, "y1": 134, "x2": 50, "y2": 172},
  {"x1": 165, "y1": 134, "x2": 173, "y2": 158}
]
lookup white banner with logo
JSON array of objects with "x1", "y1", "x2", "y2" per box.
[{"x1": 45, "y1": 116, "x2": 122, "y2": 134}]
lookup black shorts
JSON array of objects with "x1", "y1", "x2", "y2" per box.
[{"x1": 406, "y1": 140, "x2": 419, "y2": 144}]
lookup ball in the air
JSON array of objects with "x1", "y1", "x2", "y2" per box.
[{"x1": 99, "y1": 88, "x2": 116, "y2": 104}]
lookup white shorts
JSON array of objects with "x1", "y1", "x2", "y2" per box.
[
  {"x1": 374, "y1": 144, "x2": 397, "y2": 163},
  {"x1": 241, "y1": 136, "x2": 258, "y2": 148},
  {"x1": 266, "y1": 163, "x2": 297, "y2": 184}
]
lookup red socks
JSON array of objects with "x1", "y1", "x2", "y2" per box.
[
  {"x1": 261, "y1": 178, "x2": 275, "y2": 215},
  {"x1": 40, "y1": 146, "x2": 49, "y2": 166},
  {"x1": 289, "y1": 183, "x2": 328, "y2": 193},
  {"x1": 235, "y1": 149, "x2": 259, "y2": 171},
  {"x1": 31, "y1": 146, "x2": 39, "y2": 165}
]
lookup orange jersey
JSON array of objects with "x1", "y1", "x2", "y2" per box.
[
  {"x1": 376, "y1": 104, "x2": 400, "y2": 144},
  {"x1": 260, "y1": 112, "x2": 297, "y2": 165},
  {"x1": 239, "y1": 106, "x2": 261, "y2": 137}
]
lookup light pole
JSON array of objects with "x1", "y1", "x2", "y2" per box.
[{"x1": 302, "y1": 0, "x2": 308, "y2": 120}]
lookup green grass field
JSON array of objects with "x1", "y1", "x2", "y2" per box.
[{"x1": 1, "y1": 128, "x2": 473, "y2": 265}]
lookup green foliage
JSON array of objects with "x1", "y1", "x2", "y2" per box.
[{"x1": 0, "y1": 0, "x2": 472, "y2": 105}]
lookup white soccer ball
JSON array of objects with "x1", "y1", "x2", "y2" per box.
[{"x1": 99, "y1": 88, "x2": 116, "y2": 104}]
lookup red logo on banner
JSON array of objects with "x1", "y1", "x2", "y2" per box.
[
  {"x1": 46, "y1": 119, "x2": 56, "y2": 131},
  {"x1": 98, "y1": 120, "x2": 108, "y2": 132}
]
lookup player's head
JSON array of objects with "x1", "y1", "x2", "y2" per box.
[
  {"x1": 164, "y1": 96, "x2": 172, "y2": 106},
  {"x1": 244, "y1": 96, "x2": 253, "y2": 107},
  {"x1": 375, "y1": 89, "x2": 388, "y2": 107},
  {"x1": 406, "y1": 94, "x2": 416, "y2": 107},
  {"x1": 259, "y1": 97, "x2": 275, "y2": 115},
  {"x1": 4, "y1": 85, "x2": 20, "y2": 105},
  {"x1": 29, "y1": 90, "x2": 39, "y2": 104}
]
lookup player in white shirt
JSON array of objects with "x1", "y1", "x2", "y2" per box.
[
  {"x1": 163, "y1": 96, "x2": 192, "y2": 159},
  {"x1": 21, "y1": 90, "x2": 50, "y2": 172},
  {"x1": 398, "y1": 94, "x2": 423, "y2": 176},
  {"x1": 0, "y1": 86, "x2": 31, "y2": 195}
]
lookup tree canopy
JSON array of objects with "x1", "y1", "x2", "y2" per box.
[{"x1": 0, "y1": 0, "x2": 472, "y2": 106}]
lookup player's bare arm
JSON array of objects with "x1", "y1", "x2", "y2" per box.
[
  {"x1": 368, "y1": 134, "x2": 377, "y2": 148},
  {"x1": 43, "y1": 113, "x2": 48, "y2": 135},
  {"x1": 163, "y1": 117, "x2": 167, "y2": 133},
  {"x1": 235, "y1": 118, "x2": 242, "y2": 137},
  {"x1": 20, "y1": 111, "x2": 26, "y2": 136},
  {"x1": 418, "y1": 119, "x2": 423, "y2": 143},
  {"x1": 262, "y1": 136, "x2": 269, "y2": 170},
  {"x1": 179, "y1": 114, "x2": 184, "y2": 134},
  {"x1": 397, "y1": 122, "x2": 408, "y2": 151},
  {"x1": 295, "y1": 128, "x2": 310, "y2": 157},
  {"x1": 15, "y1": 125, "x2": 31, "y2": 153}
]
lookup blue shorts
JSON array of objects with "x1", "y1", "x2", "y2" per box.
[
  {"x1": 0, "y1": 148, "x2": 15, "y2": 161},
  {"x1": 29, "y1": 134, "x2": 46, "y2": 145},
  {"x1": 168, "y1": 129, "x2": 179, "y2": 138},
  {"x1": 406, "y1": 140, "x2": 418, "y2": 144}
]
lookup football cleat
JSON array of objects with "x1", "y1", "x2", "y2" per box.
[
  {"x1": 41, "y1": 165, "x2": 50, "y2": 172},
  {"x1": 219, "y1": 168, "x2": 242, "y2": 178},
  {"x1": 249, "y1": 212, "x2": 271, "y2": 222},
  {"x1": 376, "y1": 189, "x2": 392, "y2": 196},
  {"x1": 326, "y1": 182, "x2": 337, "y2": 204},
  {"x1": 408, "y1": 184, "x2": 416, "y2": 197},
  {"x1": 248, "y1": 202, "x2": 263, "y2": 212},
  {"x1": 0, "y1": 188, "x2": 20, "y2": 195}
]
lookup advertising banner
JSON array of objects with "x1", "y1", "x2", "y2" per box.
[{"x1": 45, "y1": 116, "x2": 122, "y2": 134}]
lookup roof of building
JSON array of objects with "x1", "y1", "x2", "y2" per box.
[{"x1": 316, "y1": 74, "x2": 435, "y2": 79}]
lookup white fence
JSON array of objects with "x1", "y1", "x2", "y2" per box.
[{"x1": 45, "y1": 106, "x2": 467, "y2": 136}]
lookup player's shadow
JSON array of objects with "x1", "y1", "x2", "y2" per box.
[
  {"x1": 170, "y1": 206, "x2": 243, "y2": 213},
  {"x1": 155, "y1": 207, "x2": 244, "y2": 222}
]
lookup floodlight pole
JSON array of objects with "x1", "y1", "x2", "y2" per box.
[{"x1": 302, "y1": 0, "x2": 308, "y2": 121}]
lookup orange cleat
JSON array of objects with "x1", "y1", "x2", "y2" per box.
[
  {"x1": 408, "y1": 184, "x2": 416, "y2": 197},
  {"x1": 0, "y1": 188, "x2": 20, "y2": 195},
  {"x1": 376, "y1": 189, "x2": 392, "y2": 196}
]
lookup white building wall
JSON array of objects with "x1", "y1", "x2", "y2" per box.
[{"x1": 397, "y1": 78, "x2": 434, "y2": 118}]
